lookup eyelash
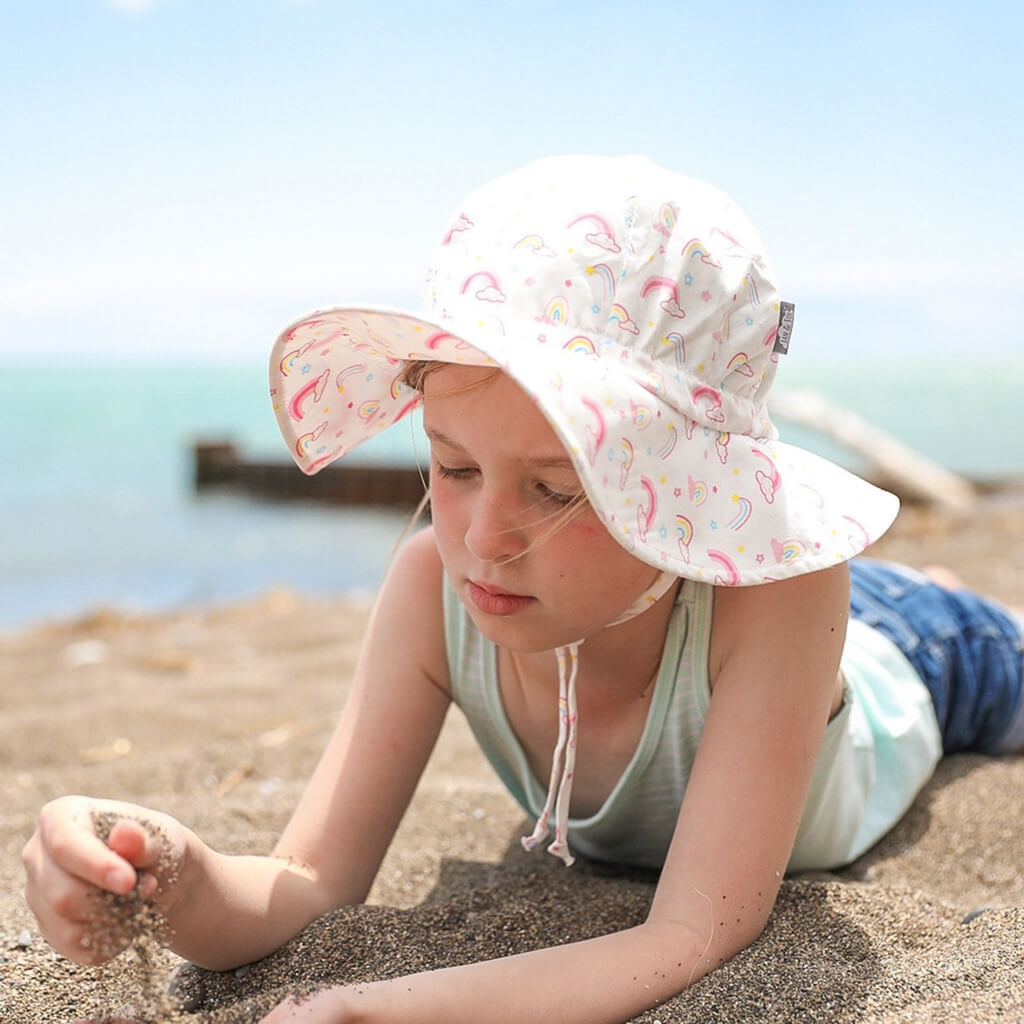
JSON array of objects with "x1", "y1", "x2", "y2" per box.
[{"x1": 433, "y1": 463, "x2": 578, "y2": 508}]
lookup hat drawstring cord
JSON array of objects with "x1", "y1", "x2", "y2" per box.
[{"x1": 521, "y1": 641, "x2": 581, "y2": 867}]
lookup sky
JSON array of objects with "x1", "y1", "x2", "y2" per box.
[{"x1": 2, "y1": 0, "x2": 1022, "y2": 366}]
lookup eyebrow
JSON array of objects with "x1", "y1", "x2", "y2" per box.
[{"x1": 424, "y1": 426, "x2": 576, "y2": 470}]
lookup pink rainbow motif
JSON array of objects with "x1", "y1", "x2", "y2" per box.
[
  {"x1": 513, "y1": 234, "x2": 545, "y2": 251},
  {"x1": 687, "y1": 475, "x2": 708, "y2": 506},
  {"x1": 653, "y1": 202, "x2": 677, "y2": 237},
  {"x1": 629, "y1": 401, "x2": 652, "y2": 428},
  {"x1": 619, "y1": 439, "x2": 634, "y2": 489},
  {"x1": 335, "y1": 364, "x2": 365, "y2": 392},
  {"x1": 752, "y1": 449, "x2": 782, "y2": 503},
  {"x1": 675, "y1": 514, "x2": 693, "y2": 562},
  {"x1": 540, "y1": 295, "x2": 569, "y2": 324},
  {"x1": 425, "y1": 331, "x2": 458, "y2": 350},
  {"x1": 636, "y1": 476, "x2": 657, "y2": 542},
  {"x1": 663, "y1": 331, "x2": 685, "y2": 368},
  {"x1": 281, "y1": 318, "x2": 331, "y2": 345},
  {"x1": 566, "y1": 212, "x2": 621, "y2": 253},
  {"x1": 357, "y1": 400, "x2": 382, "y2": 423},
  {"x1": 460, "y1": 271, "x2": 506, "y2": 302},
  {"x1": 641, "y1": 276, "x2": 680, "y2": 302},
  {"x1": 743, "y1": 272, "x2": 760, "y2": 306},
  {"x1": 278, "y1": 339, "x2": 320, "y2": 377},
  {"x1": 842, "y1": 514, "x2": 870, "y2": 550},
  {"x1": 771, "y1": 538, "x2": 807, "y2": 564},
  {"x1": 658, "y1": 422, "x2": 678, "y2": 459},
  {"x1": 727, "y1": 496, "x2": 753, "y2": 530},
  {"x1": 563, "y1": 335, "x2": 597, "y2": 355},
  {"x1": 681, "y1": 238, "x2": 721, "y2": 268},
  {"x1": 295, "y1": 421, "x2": 328, "y2": 460},
  {"x1": 727, "y1": 352, "x2": 753, "y2": 377},
  {"x1": 692, "y1": 384, "x2": 725, "y2": 423},
  {"x1": 587, "y1": 263, "x2": 617, "y2": 300},
  {"x1": 288, "y1": 369, "x2": 330, "y2": 422},
  {"x1": 441, "y1": 213, "x2": 473, "y2": 245},
  {"x1": 715, "y1": 431, "x2": 731, "y2": 464},
  {"x1": 641, "y1": 276, "x2": 686, "y2": 319},
  {"x1": 708, "y1": 549, "x2": 741, "y2": 586},
  {"x1": 710, "y1": 226, "x2": 743, "y2": 250},
  {"x1": 581, "y1": 396, "x2": 606, "y2": 465},
  {"x1": 609, "y1": 303, "x2": 639, "y2": 334}
]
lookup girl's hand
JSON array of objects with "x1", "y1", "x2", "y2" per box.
[
  {"x1": 22, "y1": 795, "x2": 188, "y2": 965},
  {"x1": 260, "y1": 987, "x2": 353, "y2": 1023}
]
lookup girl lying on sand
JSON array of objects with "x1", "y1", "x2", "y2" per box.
[{"x1": 23, "y1": 156, "x2": 1024, "y2": 1024}]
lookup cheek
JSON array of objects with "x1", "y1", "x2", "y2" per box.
[
  {"x1": 427, "y1": 483, "x2": 483, "y2": 576},
  {"x1": 559, "y1": 518, "x2": 653, "y2": 585},
  {"x1": 553, "y1": 517, "x2": 620, "y2": 568}
]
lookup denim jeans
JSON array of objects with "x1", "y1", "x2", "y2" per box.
[{"x1": 849, "y1": 559, "x2": 1024, "y2": 754}]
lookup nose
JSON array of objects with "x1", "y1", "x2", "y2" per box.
[{"x1": 464, "y1": 491, "x2": 529, "y2": 564}]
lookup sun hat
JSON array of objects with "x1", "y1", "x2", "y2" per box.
[{"x1": 269, "y1": 154, "x2": 898, "y2": 586}]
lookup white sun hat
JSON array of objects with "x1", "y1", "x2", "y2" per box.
[{"x1": 269, "y1": 154, "x2": 898, "y2": 586}]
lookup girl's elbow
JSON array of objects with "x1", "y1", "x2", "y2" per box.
[{"x1": 643, "y1": 909, "x2": 768, "y2": 983}]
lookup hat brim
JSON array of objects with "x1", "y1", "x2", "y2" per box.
[{"x1": 270, "y1": 306, "x2": 899, "y2": 585}]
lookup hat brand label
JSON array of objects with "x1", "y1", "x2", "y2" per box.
[{"x1": 773, "y1": 301, "x2": 795, "y2": 355}]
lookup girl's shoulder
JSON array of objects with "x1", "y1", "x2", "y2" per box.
[
  {"x1": 372, "y1": 526, "x2": 449, "y2": 693},
  {"x1": 388, "y1": 523, "x2": 444, "y2": 584},
  {"x1": 708, "y1": 563, "x2": 850, "y2": 674}
]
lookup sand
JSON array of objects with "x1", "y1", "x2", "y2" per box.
[{"x1": 2, "y1": 487, "x2": 1023, "y2": 1023}]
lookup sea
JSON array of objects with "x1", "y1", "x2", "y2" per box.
[{"x1": 2, "y1": 359, "x2": 1023, "y2": 631}]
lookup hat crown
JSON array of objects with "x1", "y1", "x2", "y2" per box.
[{"x1": 423, "y1": 155, "x2": 783, "y2": 438}]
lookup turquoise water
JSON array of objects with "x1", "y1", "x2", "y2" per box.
[{"x1": 1, "y1": 360, "x2": 1021, "y2": 629}]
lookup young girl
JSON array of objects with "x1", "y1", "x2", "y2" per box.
[{"x1": 23, "y1": 156, "x2": 1024, "y2": 1024}]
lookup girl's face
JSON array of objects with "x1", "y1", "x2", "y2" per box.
[{"x1": 422, "y1": 365, "x2": 660, "y2": 652}]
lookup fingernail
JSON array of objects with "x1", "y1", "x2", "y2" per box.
[{"x1": 104, "y1": 866, "x2": 134, "y2": 892}]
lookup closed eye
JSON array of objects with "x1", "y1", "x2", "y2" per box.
[
  {"x1": 433, "y1": 462, "x2": 476, "y2": 481},
  {"x1": 433, "y1": 457, "x2": 581, "y2": 509},
  {"x1": 536, "y1": 482, "x2": 580, "y2": 508}
]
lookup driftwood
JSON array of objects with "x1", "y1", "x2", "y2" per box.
[{"x1": 770, "y1": 389, "x2": 975, "y2": 513}]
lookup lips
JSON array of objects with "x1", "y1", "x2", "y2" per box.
[{"x1": 467, "y1": 580, "x2": 535, "y2": 617}]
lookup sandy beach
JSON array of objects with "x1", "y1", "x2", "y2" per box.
[{"x1": 2, "y1": 487, "x2": 1023, "y2": 1023}]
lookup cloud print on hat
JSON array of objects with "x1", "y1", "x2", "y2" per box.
[{"x1": 269, "y1": 155, "x2": 899, "y2": 586}]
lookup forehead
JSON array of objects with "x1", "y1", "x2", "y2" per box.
[{"x1": 421, "y1": 366, "x2": 574, "y2": 466}]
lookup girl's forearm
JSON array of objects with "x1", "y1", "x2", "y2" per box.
[
  {"x1": 162, "y1": 840, "x2": 333, "y2": 970},
  {"x1": 329, "y1": 919, "x2": 725, "y2": 1024}
]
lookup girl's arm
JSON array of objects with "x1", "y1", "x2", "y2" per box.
[
  {"x1": 262, "y1": 563, "x2": 851, "y2": 1024},
  {"x1": 165, "y1": 527, "x2": 452, "y2": 968},
  {"x1": 24, "y1": 527, "x2": 452, "y2": 971}
]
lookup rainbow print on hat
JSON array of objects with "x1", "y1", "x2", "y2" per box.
[{"x1": 269, "y1": 155, "x2": 898, "y2": 585}]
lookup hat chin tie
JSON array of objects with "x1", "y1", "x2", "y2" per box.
[{"x1": 521, "y1": 571, "x2": 678, "y2": 866}]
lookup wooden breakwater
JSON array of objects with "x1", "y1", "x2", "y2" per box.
[{"x1": 194, "y1": 442, "x2": 428, "y2": 511}]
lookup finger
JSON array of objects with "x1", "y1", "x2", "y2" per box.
[
  {"x1": 260, "y1": 1000, "x2": 297, "y2": 1023},
  {"x1": 24, "y1": 831, "x2": 105, "y2": 926},
  {"x1": 25, "y1": 878, "x2": 131, "y2": 966},
  {"x1": 38, "y1": 806, "x2": 138, "y2": 895}
]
